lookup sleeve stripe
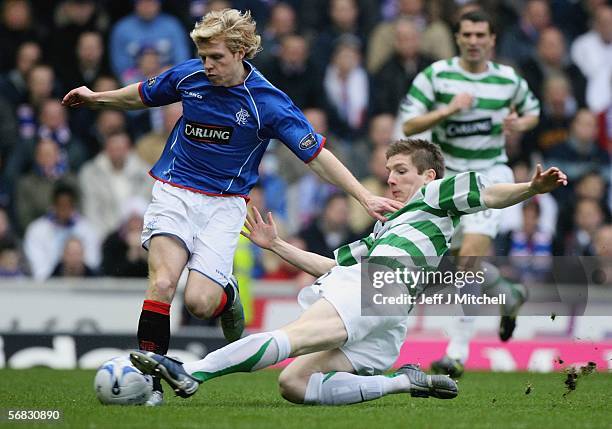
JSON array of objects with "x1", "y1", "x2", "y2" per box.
[
  {"x1": 409, "y1": 85, "x2": 434, "y2": 109},
  {"x1": 439, "y1": 176, "x2": 459, "y2": 214},
  {"x1": 467, "y1": 172, "x2": 482, "y2": 208},
  {"x1": 336, "y1": 244, "x2": 358, "y2": 266},
  {"x1": 305, "y1": 136, "x2": 327, "y2": 163},
  {"x1": 137, "y1": 82, "x2": 150, "y2": 106}
]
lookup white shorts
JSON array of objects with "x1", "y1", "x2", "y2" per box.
[
  {"x1": 298, "y1": 265, "x2": 410, "y2": 375},
  {"x1": 141, "y1": 181, "x2": 247, "y2": 286},
  {"x1": 448, "y1": 164, "x2": 514, "y2": 247}
]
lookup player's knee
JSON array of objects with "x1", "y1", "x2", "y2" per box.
[
  {"x1": 184, "y1": 295, "x2": 215, "y2": 319},
  {"x1": 149, "y1": 277, "x2": 177, "y2": 301},
  {"x1": 278, "y1": 371, "x2": 307, "y2": 404}
]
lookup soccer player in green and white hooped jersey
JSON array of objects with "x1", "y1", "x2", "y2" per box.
[
  {"x1": 130, "y1": 139, "x2": 567, "y2": 406},
  {"x1": 399, "y1": 10, "x2": 541, "y2": 377}
]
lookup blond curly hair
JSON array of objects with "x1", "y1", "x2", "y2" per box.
[{"x1": 190, "y1": 9, "x2": 262, "y2": 59}]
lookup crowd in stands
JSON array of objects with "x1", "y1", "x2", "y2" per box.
[{"x1": 0, "y1": 0, "x2": 611, "y2": 293}]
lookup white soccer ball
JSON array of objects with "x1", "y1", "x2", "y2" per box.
[{"x1": 94, "y1": 356, "x2": 153, "y2": 405}]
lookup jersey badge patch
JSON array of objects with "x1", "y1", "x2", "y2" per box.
[
  {"x1": 299, "y1": 133, "x2": 317, "y2": 150},
  {"x1": 235, "y1": 108, "x2": 250, "y2": 126}
]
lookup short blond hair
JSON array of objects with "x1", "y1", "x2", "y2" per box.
[{"x1": 190, "y1": 9, "x2": 262, "y2": 59}]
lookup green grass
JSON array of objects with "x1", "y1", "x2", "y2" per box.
[{"x1": 0, "y1": 369, "x2": 611, "y2": 429}]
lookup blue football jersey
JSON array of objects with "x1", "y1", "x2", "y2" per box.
[{"x1": 138, "y1": 59, "x2": 325, "y2": 197}]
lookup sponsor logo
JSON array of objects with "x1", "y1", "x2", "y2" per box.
[
  {"x1": 445, "y1": 118, "x2": 493, "y2": 138},
  {"x1": 182, "y1": 90, "x2": 203, "y2": 99},
  {"x1": 235, "y1": 108, "x2": 250, "y2": 126},
  {"x1": 147, "y1": 76, "x2": 157, "y2": 87},
  {"x1": 184, "y1": 121, "x2": 233, "y2": 144},
  {"x1": 299, "y1": 133, "x2": 317, "y2": 150}
]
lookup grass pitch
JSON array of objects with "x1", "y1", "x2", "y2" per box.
[{"x1": 1, "y1": 369, "x2": 611, "y2": 429}]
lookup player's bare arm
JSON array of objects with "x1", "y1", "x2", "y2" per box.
[
  {"x1": 403, "y1": 92, "x2": 474, "y2": 136},
  {"x1": 308, "y1": 148, "x2": 404, "y2": 222},
  {"x1": 241, "y1": 207, "x2": 336, "y2": 277},
  {"x1": 61, "y1": 83, "x2": 146, "y2": 110},
  {"x1": 482, "y1": 164, "x2": 567, "y2": 209},
  {"x1": 502, "y1": 109, "x2": 539, "y2": 137}
]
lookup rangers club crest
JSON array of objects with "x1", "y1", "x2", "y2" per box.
[{"x1": 235, "y1": 108, "x2": 250, "y2": 126}]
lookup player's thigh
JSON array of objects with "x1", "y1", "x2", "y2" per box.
[
  {"x1": 183, "y1": 269, "x2": 225, "y2": 318},
  {"x1": 145, "y1": 235, "x2": 189, "y2": 302},
  {"x1": 278, "y1": 349, "x2": 355, "y2": 403},
  {"x1": 188, "y1": 196, "x2": 247, "y2": 286},
  {"x1": 282, "y1": 298, "x2": 348, "y2": 356},
  {"x1": 340, "y1": 316, "x2": 409, "y2": 376}
]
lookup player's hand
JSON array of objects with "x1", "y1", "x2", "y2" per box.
[
  {"x1": 503, "y1": 106, "x2": 521, "y2": 137},
  {"x1": 363, "y1": 195, "x2": 404, "y2": 223},
  {"x1": 61, "y1": 86, "x2": 98, "y2": 108},
  {"x1": 241, "y1": 206, "x2": 279, "y2": 250},
  {"x1": 529, "y1": 164, "x2": 568, "y2": 193},
  {"x1": 447, "y1": 93, "x2": 474, "y2": 114}
]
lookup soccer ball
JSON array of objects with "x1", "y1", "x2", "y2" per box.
[{"x1": 94, "y1": 356, "x2": 153, "y2": 405}]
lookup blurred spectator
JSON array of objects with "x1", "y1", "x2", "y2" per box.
[
  {"x1": 79, "y1": 131, "x2": 152, "y2": 238},
  {"x1": 555, "y1": 197, "x2": 605, "y2": 256},
  {"x1": 570, "y1": 5, "x2": 612, "y2": 112},
  {"x1": 80, "y1": 108, "x2": 127, "y2": 158},
  {"x1": 23, "y1": 182, "x2": 100, "y2": 280},
  {"x1": 0, "y1": 236, "x2": 25, "y2": 277},
  {"x1": 367, "y1": 0, "x2": 453, "y2": 74},
  {"x1": 121, "y1": 44, "x2": 162, "y2": 86},
  {"x1": 135, "y1": 102, "x2": 181, "y2": 167},
  {"x1": 498, "y1": 0, "x2": 551, "y2": 66},
  {"x1": 16, "y1": 64, "x2": 56, "y2": 140},
  {"x1": 109, "y1": 0, "x2": 190, "y2": 78},
  {"x1": 37, "y1": 99, "x2": 87, "y2": 170},
  {"x1": 59, "y1": 31, "x2": 111, "y2": 91},
  {"x1": 324, "y1": 35, "x2": 369, "y2": 139},
  {"x1": 0, "y1": 206, "x2": 16, "y2": 242},
  {"x1": 258, "y1": 155, "x2": 288, "y2": 223},
  {"x1": 51, "y1": 236, "x2": 97, "y2": 277},
  {"x1": 519, "y1": 27, "x2": 587, "y2": 108},
  {"x1": 593, "y1": 224, "x2": 612, "y2": 286},
  {"x1": 312, "y1": 0, "x2": 365, "y2": 71},
  {"x1": 543, "y1": 109, "x2": 609, "y2": 196},
  {"x1": 254, "y1": 2, "x2": 297, "y2": 69},
  {"x1": 298, "y1": 192, "x2": 360, "y2": 258},
  {"x1": 0, "y1": 0, "x2": 42, "y2": 72},
  {"x1": 49, "y1": 0, "x2": 109, "y2": 77},
  {"x1": 500, "y1": 199, "x2": 553, "y2": 284},
  {"x1": 15, "y1": 137, "x2": 78, "y2": 233},
  {"x1": 371, "y1": 18, "x2": 433, "y2": 115},
  {"x1": 555, "y1": 170, "x2": 611, "y2": 241},
  {"x1": 350, "y1": 113, "x2": 394, "y2": 179},
  {"x1": 261, "y1": 235, "x2": 316, "y2": 287},
  {"x1": 92, "y1": 74, "x2": 119, "y2": 92},
  {"x1": 522, "y1": 75, "x2": 576, "y2": 156},
  {"x1": 259, "y1": 34, "x2": 325, "y2": 110},
  {"x1": 101, "y1": 197, "x2": 148, "y2": 277},
  {"x1": 0, "y1": 40, "x2": 40, "y2": 107},
  {"x1": 348, "y1": 145, "x2": 392, "y2": 234},
  {"x1": 0, "y1": 96, "x2": 19, "y2": 176}
]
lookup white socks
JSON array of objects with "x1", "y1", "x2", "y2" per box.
[
  {"x1": 303, "y1": 371, "x2": 410, "y2": 405},
  {"x1": 183, "y1": 330, "x2": 291, "y2": 382}
]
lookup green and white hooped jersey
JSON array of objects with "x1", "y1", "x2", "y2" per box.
[
  {"x1": 334, "y1": 171, "x2": 489, "y2": 271},
  {"x1": 399, "y1": 57, "x2": 540, "y2": 171}
]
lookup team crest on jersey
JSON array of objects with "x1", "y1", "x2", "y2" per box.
[
  {"x1": 147, "y1": 76, "x2": 157, "y2": 87},
  {"x1": 235, "y1": 108, "x2": 250, "y2": 126},
  {"x1": 299, "y1": 133, "x2": 317, "y2": 150}
]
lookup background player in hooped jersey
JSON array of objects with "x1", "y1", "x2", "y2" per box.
[
  {"x1": 399, "y1": 10, "x2": 541, "y2": 378},
  {"x1": 130, "y1": 139, "x2": 567, "y2": 406},
  {"x1": 62, "y1": 9, "x2": 403, "y2": 406}
]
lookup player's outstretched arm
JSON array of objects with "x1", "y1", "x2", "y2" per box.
[
  {"x1": 61, "y1": 83, "x2": 146, "y2": 110},
  {"x1": 241, "y1": 207, "x2": 336, "y2": 277},
  {"x1": 308, "y1": 148, "x2": 404, "y2": 222},
  {"x1": 482, "y1": 164, "x2": 567, "y2": 209}
]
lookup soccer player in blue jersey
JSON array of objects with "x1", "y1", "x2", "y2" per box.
[{"x1": 62, "y1": 9, "x2": 403, "y2": 406}]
